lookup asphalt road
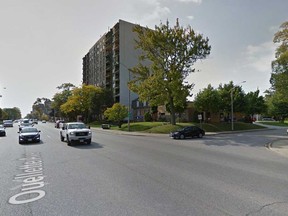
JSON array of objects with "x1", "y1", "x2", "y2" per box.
[{"x1": 0, "y1": 122, "x2": 288, "y2": 216}]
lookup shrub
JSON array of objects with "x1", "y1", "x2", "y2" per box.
[{"x1": 144, "y1": 112, "x2": 153, "y2": 122}]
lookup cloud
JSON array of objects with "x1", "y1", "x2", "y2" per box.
[
  {"x1": 243, "y1": 41, "x2": 276, "y2": 72},
  {"x1": 228, "y1": 41, "x2": 278, "y2": 93},
  {"x1": 125, "y1": 0, "x2": 171, "y2": 26},
  {"x1": 121, "y1": 0, "x2": 201, "y2": 27},
  {"x1": 187, "y1": 15, "x2": 194, "y2": 20},
  {"x1": 269, "y1": 25, "x2": 279, "y2": 34},
  {"x1": 177, "y1": 0, "x2": 202, "y2": 4}
]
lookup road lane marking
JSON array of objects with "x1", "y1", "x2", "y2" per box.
[{"x1": 9, "y1": 152, "x2": 47, "y2": 205}]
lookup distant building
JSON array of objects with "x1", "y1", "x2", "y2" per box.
[
  {"x1": 131, "y1": 98, "x2": 150, "y2": 121},
  {"x1": 82, "y1": 19, "x2": 143, "y2": 109},
  {"x1": 82, "y1": 20, "x2": 199, "y2": 123}
]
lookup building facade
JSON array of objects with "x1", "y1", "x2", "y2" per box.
[{"x1": 82, "y1": 19, "x2": 140, "y2": 109}]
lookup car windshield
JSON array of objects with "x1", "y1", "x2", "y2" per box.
[
  {"x1": 68, "y1": 124, "x2": 86, "y2": 129},
  {"x1": 21, "y1": 127, "x2": 38, "y2": 133}
]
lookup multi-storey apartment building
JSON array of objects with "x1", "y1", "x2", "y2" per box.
[{"x1": 82, "y1": 19, "x2": 141, "y2": 109}]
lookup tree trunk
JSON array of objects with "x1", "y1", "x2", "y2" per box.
[
  {"x1": 171, "y1": 111, "x2": 176, "y2": 125},
  {"x1": 169, "y1": 96, "x2": 176, "y2": 125}
]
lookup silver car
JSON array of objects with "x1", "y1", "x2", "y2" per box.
[{"x1": 0, "y1": 124, "x2": 6, "y2": 136}]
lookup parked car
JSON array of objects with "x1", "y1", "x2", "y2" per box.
[
  {"x1": 170, "y1": 126, "x2": 205, "y2": 139},
  {"x1": 42, "y1": 120, "x2": 46, "y2": 123},
  {"x1": 0, "y1": 124, "x2": 6, "y2": 136},
  {"x1": 18, "y1": 127, "x2": 41, "y2": 144},
  {"x1": 55, "y1": 120, "x2": 65, "y2": 128},
  {"x1": 59, "y1": 121, "x2": 65, "y2": 128},
  {"x1": 3, "y1": 120, "x2": 13, "y2": 127},
  {"x1": 261, "y1": 117, "x2": 276, "y2": 121}
]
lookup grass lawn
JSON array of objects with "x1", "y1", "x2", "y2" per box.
[{"x1": 91, "y1": 121, "x2": 266, "y2": 134}]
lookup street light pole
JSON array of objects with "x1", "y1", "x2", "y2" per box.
[
  {"x1": 231, "y1": 81, "x2": 246, "y2": 131},
  {"x1": 117, "y1": 61, "x2": 131, "y2": 131},
  {"x1": 128, "y1": 70, "x2": 130, "y2": 132},
  {"x1": 231, "y1": 90, "x2": 234, "y2": 131},
  {"x1": 0, "y1": 87, "x2": 6, "y2": 108}
]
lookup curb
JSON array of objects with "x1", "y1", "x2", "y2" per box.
[{"x1": 266, "y1": 139, "x2": 288, "y2": 158}]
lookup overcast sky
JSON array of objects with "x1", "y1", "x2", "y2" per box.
[{"x1": 0, "y1": 0, "x2": 287, "y2": 117}]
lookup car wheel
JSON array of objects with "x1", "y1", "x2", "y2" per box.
[
  {"x1": 86, "y1": 139, "x2": 91, "y2": 144},
  {"x1": 198, "y1": 133, "x2": 203, "y2": 138},
  {"x1": 60, "y1": 133, "x2": 64, "y2": 142},
  {"x1": 67, "y1": 136, "x2": 71, "y2": 146},
  {"x1": 180, "y1": 134, "x2": 185, "y2": 139}
]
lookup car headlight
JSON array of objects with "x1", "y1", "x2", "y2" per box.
[
  {"x1": 88, "y1": 131, "x2": 92, "y2": 134},
  {"x1": 69, "y1": 132, "x2": 75, "y2": 135}
]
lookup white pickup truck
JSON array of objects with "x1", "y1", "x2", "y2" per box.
[{"x1": 60, "y1": 122, "x2": 92, "y2": 146}]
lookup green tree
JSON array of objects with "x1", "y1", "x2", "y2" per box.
[
  {"x1": 90, "y1": 88, "x2": 114, "y2": 121},
  {"x1": 31, "y1": 98, "x2": 50, "y2": 119},
  {"x1": 269, "y1": 21, "x2": 288, "y2": 118},
  {"x1": 144, "y1": 112, "x2": 153, "y2": 122},
  {"x1": 104, "y1": 103, "x2": 128, "y2": 128},
  {"x1": 194, "y1": 84, "x2": 221, "y2": 118},
  {"x1": 3, "y1": 107, "x2": 21, "y2": 120},
  {"x1": 32, "y1": 98, "x2": 44, "y2": 119},
  {"x1": 244, "y1": 90, "x2": 267, "y2": 117},
  {"x1": 218, "y1": 82, "x2": 246, "y2": 116},
  {"x1": 40, "y1": 114, "x2": 49, "y2": 121},
  {"x1": 31, "y1": 97, "x2": 52, "y2": 120},
  {"x1": 129, "y1": 19, "x2": 211, "y2": 125},
  {"x1": 1, "y1": 110, "x2": 8, "y2": 120},
  {"x1": 51, "y1": 83, "x2": 75, "y2": 120},
  {"x1": 265, "y1": 90, "x2": 288, "y2": 121},
  {"x1": 61, "y1": 85, "x2": 102, "y2": 122},
  {"x1": 271, "y1": 21, "x2": 288, "y2": 78}
]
